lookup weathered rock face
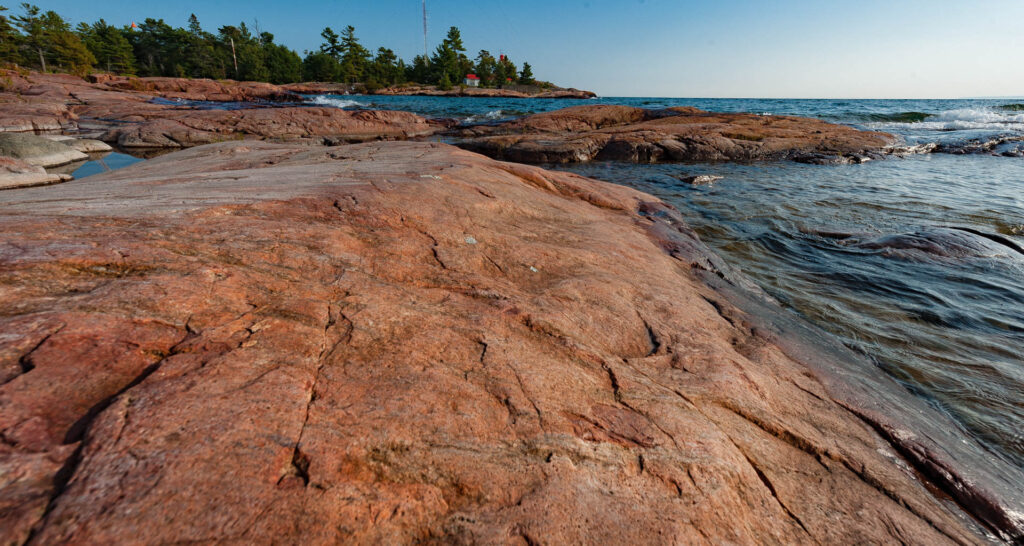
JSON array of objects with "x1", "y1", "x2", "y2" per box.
[
  {"x1": 98, "y1": 108, "x2": 437, "y2": 148},
  {"x1": 0, "y1": 157, "x2": 71, "y2": 189},
  {"x1": 87, "y1": 74, "x2": 303, "y2": 102},
  {"x1": 0, "y1": 71, "x2": 437, "y2": 146},
  {"x1": 281, "y1": 82, "x2": 355, "y2": 95},
  {"x1": 453, "y1": 105, "x2": 895, "y2": 164},
  {"x1": 38, "y1": 135, "x2": 112, "y2": 153},
  {"x1": 0, "y1": 133, "x2": 88, "y2": 167},
  {"x1": 1, "y1": 141, "x2": 1015, "y2": 544}
]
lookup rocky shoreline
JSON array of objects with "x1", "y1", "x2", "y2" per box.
[
  {"x1": 2, "y1": 71, "x2": 1023, "y2": 543},
  {"x1": 453, "y1": 104, "x2": 895, "y2": 164},
  {"x1": 369, "y1": 84, "x2": 597, "y2": 99},
  {"x1": 1, "y1": 140, "x2": 1022, "y2": 543}
]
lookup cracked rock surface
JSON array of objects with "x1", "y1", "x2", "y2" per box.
[{"x1": 0, "y1": 141, "x2": 1010, "y2": 544}]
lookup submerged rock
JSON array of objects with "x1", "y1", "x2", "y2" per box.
[
  {"x1": 0, "y1": 133, "x2": 88, "y2": 167},
  {"x1": 0, "y1": 141, "x2": 1018, "y2": 543},
  {"x1": 453, "y1": 105, "x2": 895, "y2": 164},
  {"x1": 677, "y1": 174, "x2": 724, "y2": 185},
  {"x1": 849, "y1": 227, "x2": 1024, "y2": 260}
]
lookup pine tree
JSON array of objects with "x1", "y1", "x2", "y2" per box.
[
  {"x1": 13, "y1": 3, "x2": 46, "y2": 70},
  {"x1": 0, "y1": 5, "x2": 20, "y2": 63},
  {"x1": 370, "y1": 47, "x2": 401, "y2": 86},
  {"x1": 429, "y1": 26, "x2": 468, "y2": 85},
  {"x1": 518, "y1": 62, "x2": 534, "y2": 85},
  {"x1": 338, "y1": 25, "x2": 369, "y2": 84},
  {"x1": 0, "y1": 5, "x2": 543, "y2": 88},
  {"x1": 219, "y1": 23, "x2": 267, "y2": 82},
  {"x1": 319, "y1": 27, "x2": 342, "y2": 59},
  {"x1": 406, "y1": 54, "x2": 429, "y2": 83},
  {"x1": 79, "y1": 19, "x2": 135, "y2": 74},
  {"x1": 474, "y1": 50, "x2": 496, "y2": 87},
  {"x1": 302, "y1": 51, "x2": 340, "y2": 82},
  {"x1": 264, "y1": 42, "x2": 301, "y2": 84},
  {"x1": 438, "y1": 72, "x2": 451, "y2": 91}
]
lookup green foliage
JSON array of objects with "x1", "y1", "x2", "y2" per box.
[
  {"x1": 474, "y1": 50, "x2": 496, "y2": 87},
  {"x1": 428, "y1": 26, "x2": 471, "y2": 85},
  {"x1": 78, "y1": 19, "x2": 134, "y2": 74},
  {"x1": 0, "y1": 9, "x2": 547, "y2": 88},
  {"x1": 0, "y1": 5, "x2": 20, "y2": 61},
  {"x1": 518, "y1": 61, "x2": 534, "y2": 85},
  {"x1": 406, "y1": 54, "x2": 429, "y2": 84},
  {"x1": 219, "y1": 23, "x2": 268, "y2": 81},
  {"x1": 10, "y1": 4, "x2": 93, "y2": 73},
  {"x1": 369, "y1": 47, "x2": 403, "y2": 86},
  {"x1": 494, "y1": 54, "x2": 517, "y2": 86},
  {"x1": 319, "y1": 27, "x2": 342, "y2": 58},
  {"x1": 127, "y1": 18, "x2": 192, "y2": 76},
  {"x1": 264, "y1": 43, "x2": 301, "y2": 84},
  {"x1": 338, "y1": 25, "x2": 369, "y2": 83},
  {"x1": 302, "y1": 51, "x2": 340, "y2": 82},
  {"x1": 12, "y1": 3, "x2": 48, "y2": 70}
]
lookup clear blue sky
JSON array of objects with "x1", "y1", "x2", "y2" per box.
[{"x1": 24, "y1": 0, "x2": 1024, "y2": 98}]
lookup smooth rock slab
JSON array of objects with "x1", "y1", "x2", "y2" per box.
[
  {"x1": 39, "y1": 135, "x2": 113, "y2": 153},
  {"x1": 0, "y1": 156, "x2": 71, "y2": 189},
  {"x1": 0, "y1": 134, "x2": 87, "y2": 167},
  {"x1": 0, "y1": 141, "x2": 1015, "y2": 544}
]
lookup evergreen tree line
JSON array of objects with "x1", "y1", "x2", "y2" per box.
[{"x1": 0, "y1": 3, "x2": 538, "y2": 88}]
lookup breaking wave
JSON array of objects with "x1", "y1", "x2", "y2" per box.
[
  {"x1": 866, "y1": 107, "x2": 1024, "y2": 132},
  {"x1": 463, "y1": 109, "x2": 516, "y2": 124},
  {"x1": 308, "y1": 95, "x2": 365, "y2": 109}
]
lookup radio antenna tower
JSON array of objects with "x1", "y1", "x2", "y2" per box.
[{"x1": 422, "y1": 0, "x2": 428, "y2": 58}]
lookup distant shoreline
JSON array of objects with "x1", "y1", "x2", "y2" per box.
[{"x1": 283, "y1": 81, "x2": 596, "y2": 99}]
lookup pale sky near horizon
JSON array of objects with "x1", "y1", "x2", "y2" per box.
[{"x1": 24, "y1": 0, "x2": 1024, "y2": 98}]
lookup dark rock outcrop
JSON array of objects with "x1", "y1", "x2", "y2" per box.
[
  {"x1": 453, "y1": 105, "x2": 895, "y2": 164},
  {"x1": 1, "y1": 141, "x2": 1017, "y2": 544}
]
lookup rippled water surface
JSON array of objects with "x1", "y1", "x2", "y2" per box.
[{"x1": 553, "y1": 154, "x2": 1024, "y2": 467}]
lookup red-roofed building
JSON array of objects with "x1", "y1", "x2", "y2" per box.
[{"x1": 463, "y1": 74, "x2": 480, "y2": 87}]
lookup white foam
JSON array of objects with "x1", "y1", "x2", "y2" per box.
[
  {"x1": 867, "y1": 107, "x2": 1024, "y2": 132},
  {"x1": 309, "y1": 95, "x2": 364, "y2": 109},
  {"x1": 463, "y1": 109, "x2": 507, "y2": 123}
]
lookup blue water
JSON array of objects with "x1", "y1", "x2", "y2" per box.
[
  {"x1": 69, "y1": 151, "x2": 143, "y2": 179},
  {"x1": 313, "y1": 93, "x2": 1024, "y2": 151}
]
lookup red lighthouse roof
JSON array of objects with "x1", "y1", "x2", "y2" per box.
[{"x1": 465, "y1": 74, "x2": 480, "y2": 80}]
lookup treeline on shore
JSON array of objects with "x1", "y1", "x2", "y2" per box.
[{"x1": 0, "y1": 3, "x2": 541, "y2": 89}]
